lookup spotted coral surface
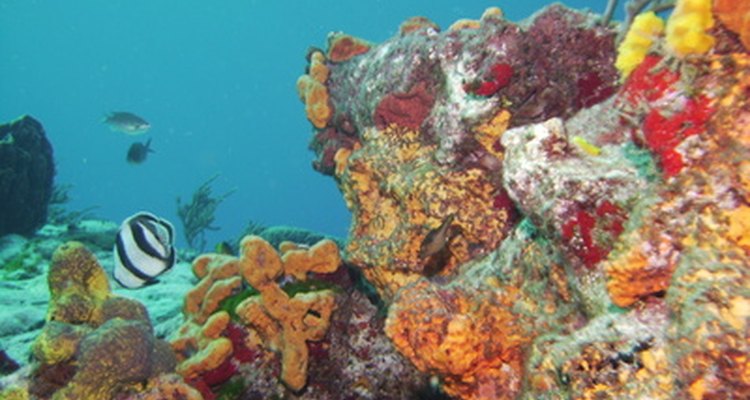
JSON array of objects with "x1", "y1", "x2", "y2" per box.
[
  {"x1": 299, "y1": 3, "x2": 750, "y2": 400},
  {"x1": 27, "y1": 242, "x2": 178, "y2": 400}
]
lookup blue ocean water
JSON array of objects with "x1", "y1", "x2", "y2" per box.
[{"x1": 0, "y1": 0, "x2": 611, "y2": 249}]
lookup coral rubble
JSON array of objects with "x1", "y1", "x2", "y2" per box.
[{"x1": 298, "y1": 2, "x2": 750, "y2": 399}]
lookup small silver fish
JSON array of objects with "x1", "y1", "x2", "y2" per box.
[{"x1": 103, "y1": 111, "x2": 151, "y2": 135}]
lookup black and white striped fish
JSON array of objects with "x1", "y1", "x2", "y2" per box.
[{"x1": 113, "y1": 211, "x2": 176, "y2": 289}]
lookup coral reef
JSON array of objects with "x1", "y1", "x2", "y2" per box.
[
  {"x1": 714, "y1": 0, "x2": 750, "y2": 50},
  {"x1": 172, "y1": 235, "x2": 431, "y2": 399},
  {"x1": 0, "y1": 115, "x2": 55, "y2": 237},
  {"x1": 615, "y1": 11, "x2": 664, "y2": 79},
  {"x1": 172, "y1": 236, "x2": 342, "y2": 392},
  {"x1": 298, "y1": 3, "x2": 750, "y2": 399},
  {"x1": 19, "y1": 241, "x2": 183, "y2": 399},
  {"x1": 665, "y1": 0, "x2": 715, "y2": 57},
  {"x1": 300, "y1": 5, "x2": 618, "y2": 301}
]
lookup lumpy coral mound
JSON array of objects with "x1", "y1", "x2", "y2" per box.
[{"x1": 298, "y1": 2, "x2": 750, "y2": 399}]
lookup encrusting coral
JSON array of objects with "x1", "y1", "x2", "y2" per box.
[
  {"x1": 171, "y1": 235, "x2": 341, "y2": 393},
  {"x1": 713, "y1": 0, "x2": 750, "y2": 51},
  {"x1": 24, "y1": 242, "x2": 178, "y2": 400},
  {"x1": 298, "y1": 3, "x2": 750, "y2": 399}
]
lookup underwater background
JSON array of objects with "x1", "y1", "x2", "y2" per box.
[
  {"x1": 3, "y1": 0, "x2": 750, "y2": 399},
  {"x1": 0, "y1": 0, "x2": 613, "y2": 248}
]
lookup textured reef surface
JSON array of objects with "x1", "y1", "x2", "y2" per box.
[
  {"x1": 297, "y1": 1, "x2": 750, "y2": 399},
  {"x1": 2, "y1": 1, "x2": 750, "y2": 399}
]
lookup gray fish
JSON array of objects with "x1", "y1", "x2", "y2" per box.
[
  {"x1": 419, "y1": 214, "x2": 456, "y2": 261},
  {"x1": 126, "y1": 139, "x2": 153, "y2": 164},
  {"x1": 103, "y1": 111, "x2": 151, "y2": 135}
]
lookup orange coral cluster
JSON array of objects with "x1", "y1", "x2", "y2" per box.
[
  {"x1": 399, "y1": 16, "x2": 440, "y2": 36},
  {"x1": 603, "y1": 54, "x2": 750, "y2": 397},
  {"x1": 172, "y1": 254, "x2": 240, "y2": 379},
  {"x1": 326, "y1": 32, "x2": 371, "y2": 63},
  {"x1": 297, "y1": 50, "x2": 333, "y2": 129},
  {"x1": 172, "y1": 236, "x2": 341, "y2": 392},
  {"x1": 234, "y1": 237, "x2": 339, "y2": 391},
  {"x1": 336, "y1": 125, "x2": 514, "y2": 300},
  {"x1": 386, "y1": 279, "x2": 529, "y2": 400},
  {"x1": 714, "y1": 0, "x2": 750, "y2": 50}
]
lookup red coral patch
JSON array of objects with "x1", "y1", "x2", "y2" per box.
[
  {"x1": 465, "y1": 63, "x2": 514, "y2": 97},
  {"x1": 621, "y1": 55, "x2": 680, "y2": 106},
  {"x1": 373, "y1": 82, "x2": 435, "y2": 130},
  {"x1": 562, "y1": 201, "x2": 627, "y2": 269},
  {"x1": 642, "y1": 95, "x2": 712, "y2": 177}
]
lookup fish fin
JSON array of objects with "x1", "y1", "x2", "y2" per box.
[{"x1": 142, "y1": 278, "x2": 160, "y2": 287}]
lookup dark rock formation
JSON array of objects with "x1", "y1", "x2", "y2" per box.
[{"x1": 0, "y1": 115, "x2": 55, "y2": 236}]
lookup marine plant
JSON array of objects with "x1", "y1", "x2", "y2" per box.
[{"x1": 177, "y1": 174, "x2": 236, "y2": 251}]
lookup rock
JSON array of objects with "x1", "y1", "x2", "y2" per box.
[
  {"x1": 0, "y1": 116, "x2": 55, "y2": 237},
  {"x1": 0, "y1": 350, "x2": 20, "y2": 376}
]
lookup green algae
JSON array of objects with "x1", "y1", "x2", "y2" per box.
[{"x1": 622, "y1": 142, "x2": 659, "y2": 182}]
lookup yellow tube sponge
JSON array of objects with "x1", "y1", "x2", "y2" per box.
[
  {"x1": 615, "y1": 11, "x2": 665, "y2": 79},
  {"x1": 666, "y1": 0, "x2": 715, "y2": 57}
]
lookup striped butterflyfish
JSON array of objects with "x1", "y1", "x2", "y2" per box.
[{"x1": 113, "y1": 211, "x2": 176, "y2": 289}]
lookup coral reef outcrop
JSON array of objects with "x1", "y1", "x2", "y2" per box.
[
  {"x1": 298, "y1": 3, "x2": 750, "y2": 399},
  {"x1": 172, "y1": 235, "x2": 431, "y2": 399},
  {"x1": 0, "y1": 115, "x2": 55, "y2": 237},
  {"x1": 23, "y1": 241, "x2": 180, "y2": 399}
]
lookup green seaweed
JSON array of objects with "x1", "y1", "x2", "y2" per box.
[
  {"x1": 2, "y1": 252, "x2": 27, "y2": 274},
  {"x1": 280, "y1": 278, "x2": 342, "y2": 297},
  {"x1": 216, "y1": 377, "x2": 247, "y2": 400},
  {"x1": 622, "y1": 142, "x2": 660, "y2": 182},
  {"x1": 217, "y1": 287, "x2": 260, "y2": 321},
  {"x1": 216, "y1": 279, "x2": 342, "y2": 322},
  {"x1": 177, "y1": 174, "x2": 236, "y2": 251}
]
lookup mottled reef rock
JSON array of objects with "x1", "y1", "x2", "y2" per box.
[
  {"x1": 298, "y1": 2, "x2": 750, "y2": 399},
  {"x1": 0, "y1": 115, "x2": 54, "y2": 237}
]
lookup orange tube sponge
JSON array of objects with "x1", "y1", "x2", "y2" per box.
[
  {"x1": 296, "y1": 75, "x2": 333, "y2": 129},
  {"x1": 281, "y1": 238, "x2": 341, "y2": 280},
  {"x1": 308, "y1": 50, "x2": 329, "y2": 84},
  {"x1": 714, "y1": 0, "x2": 750, "y2": 50},
  {"x1": 173, "y1": 253, "x2": 242, "y2": 379},
  {"x1": 665, "y1": 0, "x2": 715, "y2": 57},
  {"x1": 234, "y1": 236, "x2": 339, "y2": 391},
  {"x1": 172, "y1": 311, "x2": 233, "y2": 379},
  {"x1": 175, "y1": 236, "x2": 342, "y2": 392}
]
